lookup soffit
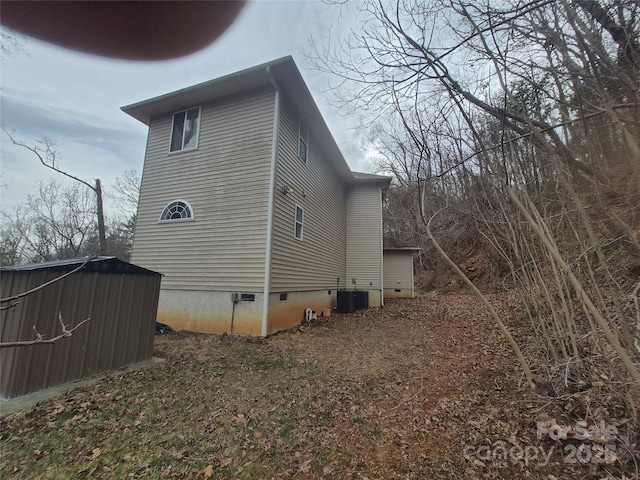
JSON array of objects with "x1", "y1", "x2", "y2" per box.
[{"x1": 122, "y1": 56, "x2": 378, "y2": 183}]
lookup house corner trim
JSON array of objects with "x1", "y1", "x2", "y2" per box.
[{"x1": 262, "y1": 66, "x2": 280, "y2": 337}]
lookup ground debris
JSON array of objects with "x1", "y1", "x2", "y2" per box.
[{"x1": 0, "y1": 293, "x2": 637, "y2": 479}]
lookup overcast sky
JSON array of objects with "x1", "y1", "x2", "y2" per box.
[{"x1": 1, "y1": 1, "x2": 373, "y2": 213}]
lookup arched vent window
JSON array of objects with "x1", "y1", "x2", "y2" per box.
[{"x1": 159, "y1": 200, "x2": 194, "y2": 222}]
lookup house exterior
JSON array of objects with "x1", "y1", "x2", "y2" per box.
[
  {"x1": 122, "y1": 56, "x2": 392, "y2": 336},
  {"x1": 383, "y1": 248, "x2": 420, "y2": 298}
]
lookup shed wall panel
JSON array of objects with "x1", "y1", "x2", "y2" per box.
[{"x1": 0, "y1": 269, "x2": 160, "y2": 399}]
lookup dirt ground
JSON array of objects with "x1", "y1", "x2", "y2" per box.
[{"x1": 1, "y1": 292, "x2": 637, "y2": 479}]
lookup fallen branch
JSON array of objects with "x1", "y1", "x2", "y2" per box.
[
  {"x1": 0, "y1": 312, "x2": 90, "y2": 348},
  {"x1": 391, "y1": 373, "x2": 424, "y2": 411}
]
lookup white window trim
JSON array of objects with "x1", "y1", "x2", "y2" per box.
[
  {"x1": 294, "y1": 205, "x2": 304, "y2": 240},
  {"x1": 169, "y1": 106, "x2": 201, "y2": 153},
  {"x1": 298, "y1": 116, "x2": 308, "y2": 164},
  {"x1": 159, "y1": 199, "x2": 195, "y2": 223}
]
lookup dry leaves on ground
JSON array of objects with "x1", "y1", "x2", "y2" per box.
[{"x1": 1, "y1": 293, "x2": 637, "y2": 479}]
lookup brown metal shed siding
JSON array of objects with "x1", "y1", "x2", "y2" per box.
[
  {"x1": 270, "y1": 94, "x2": 347, "y2": 291},
  {"x1": 0, "y1": 269, "x2": 160, "y2": 399}
]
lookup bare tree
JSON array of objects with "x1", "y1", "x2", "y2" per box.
[
  {"x1": 0, "y1": 209, "x2": 26, "y2": 266},
  {"x1": 1, "y1": 177, "x2": 138, "y2": 265},
  {"x1": 0, "y1": 26, "x2": 28, "y2": 61},
  {"x1": 112, "y1": 169, "x2": 140, "y2": 220},
  {"x1": 0, "y1": 180, "x2": 97, "y2": 263},
  {"x1": 312, "y1": 0, "x2": 640, "y2": 405},
  {"x1": 3, "y1": 131, "x2": 108, "y2": 255}
]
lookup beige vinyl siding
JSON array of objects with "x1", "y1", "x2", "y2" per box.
[
  {"x1": 132, "y1": 88, "x2": 274, "y2": 291},
  {"x1": 383, "y1": 251, "x2": 414, "y2": 295},
  {"x1": 346, "y1": 185, "x2": 383, "y2": 290},
  {"x1": 270, "y1": 94, "x2": 347, "y2": 291}
]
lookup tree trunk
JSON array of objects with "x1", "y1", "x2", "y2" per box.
[{"x1": 95, "y1": 179, "x2": 107, "y2": 256}]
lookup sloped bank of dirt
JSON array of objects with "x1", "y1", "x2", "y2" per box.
[
  {"x1": 270, "y1": 293, "x2": 638, "y2": 479},
  {"x1": 1, "y1": 293, "x2": 637, "y2": 479}
]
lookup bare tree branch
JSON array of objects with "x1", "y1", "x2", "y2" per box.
[
  {"x1": 1, "y1": 257, "x2": 93, "y2": 304},
  {"x1": 3, "y1": 129, "x2": 108, "y2": 255},
  {"x1": 0, "y1": 312, "x2": 90, "y2": 348},
  {"x1": 0, "y1": 301, "x2": 20, "y2": 312},
  {"x1": 3, "y1": 129, "x2": 95, "y2": 191}
]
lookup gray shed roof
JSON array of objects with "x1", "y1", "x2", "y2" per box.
[
  {"x1": 121, "y1": 56, "x2": 391, "y2": 187},
  {"x1": 1, "y1": 256, "x2": 161, "y2": 275}
]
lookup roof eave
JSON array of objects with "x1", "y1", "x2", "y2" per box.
[
  {"x1": 121, "y1": 56, "x2": 295, "y2": 125},
  {"x1": 349, "y1": 174, "x2": 393, "y2": 187},
  {"x1": 120, "y1": 56, "x2": 356, "y2": 182}
]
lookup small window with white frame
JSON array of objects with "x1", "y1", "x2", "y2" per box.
[
  {"x1": 170, "y1": 107, "x2": 201, "y2": 152},
  {"x1": 159, "y1": 200, "x2": 194, "y2": 222},
  {"x1": 298, "y1": 116, "x2": 308, "y2": 164},
  {"x1": 294, "y1": 205, "x2": 304, "y2": 240}
]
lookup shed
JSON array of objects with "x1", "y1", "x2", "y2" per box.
[
  {"x1": 0, "y1": 257, "x2": 162, "y2": 400},
  {"x1": 383, "y1": 248, "x2": 420, "y2": 298}
]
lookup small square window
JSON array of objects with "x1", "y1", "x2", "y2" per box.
[
  {"x1": 170, "y1": 107, "x2": 201, "y2": 152},
  {"x1": 294, "y1": 205, "x2": 304, "y2": 240},
  {"x1": 280, "y1": 293, "x2": 288, "y2": 301}
]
